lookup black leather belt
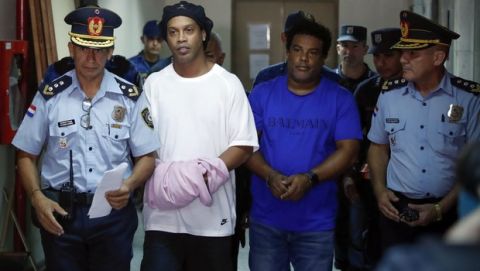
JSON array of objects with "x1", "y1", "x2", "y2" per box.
[{"x1": 45, "y1": 188, "x2": 95, "y2": 206}]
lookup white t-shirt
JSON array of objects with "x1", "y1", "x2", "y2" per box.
[{"x1": 143, "y1": 64, "x2": 258, "y2": 237}]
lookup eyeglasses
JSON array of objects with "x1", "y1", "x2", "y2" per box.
[{"x1": 80, "y1": 98, "x2": 92, "y2": 129}]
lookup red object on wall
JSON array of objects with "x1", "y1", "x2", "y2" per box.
[{"x1": 0, "y1": 40, "x2": 28, "y2": 145}]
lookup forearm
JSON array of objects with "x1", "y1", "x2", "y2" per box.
[
  {"x1": 310, "y1": 139, "x2": 360, "y2": 182},
  {"x1": 367, "y1": 143, "x2": 390, "y2": 197},
  {"x1": 16, "y1": 150, "x2": 42, "y2": 202},
  {"x1": 245, "y1": 150, "x2": 274, "y2": 181},
  {"x1": 219, "y1": 145, "x2": 253, "y2": 171},
  {"x1": 124, "y1": 152, "x2": 156, "y2": 191}
]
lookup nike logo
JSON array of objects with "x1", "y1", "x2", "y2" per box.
[{"x1": 220, "y1": 219, "x2": 227, "y2": 225}]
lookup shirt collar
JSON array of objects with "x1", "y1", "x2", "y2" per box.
[
  {"x1": 404, "y1": 72, "x2": 453, "y2": 97},
  {"x1": 67, "y1": 69, "x2": 122, "y2": 99}
]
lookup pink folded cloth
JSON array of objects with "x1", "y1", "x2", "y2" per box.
[{"x1": 145, "y1": 157, "x2": 229, "y2": 210}]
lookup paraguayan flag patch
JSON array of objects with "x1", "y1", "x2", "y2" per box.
[{"x1": 27, "y1": 105, "x2": 36, "y2": 117}]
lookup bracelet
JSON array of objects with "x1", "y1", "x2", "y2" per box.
[
  {"x1": 433, "y1": 203, "x2": 442, "y2": 221},
  {"x1": 30, "y1": 188, "x2": 41, "y2": 200},
  {"x1": 303, "y1": 173, "x2": 313, "y2": 187}
]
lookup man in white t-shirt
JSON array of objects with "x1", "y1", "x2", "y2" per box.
[{"x1": 140, "y1": 1, "x2": 258, "y2": 271}]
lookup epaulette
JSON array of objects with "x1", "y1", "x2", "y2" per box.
[
  {"x1": 115, "y1": 77, "x2": 140, "y2": 101},
  {"x1": 451, "y1": 77, "x2": 480, "y2": 96},
  {"x1": 381, "y1": 78, "x2": 407, "y2": 93},
  {"x1": 39, "y1": 74, "x2": 72, "y2": 101}
]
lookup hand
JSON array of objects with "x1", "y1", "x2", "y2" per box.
[
  {"x1": 403, "y1": 203, "x2": 436, "y2": 227},
  {"x1": 266, "y1": 171, "x2": 289, "y2": 199},
  {"x1": 105, "y1": 183, "x2": 131, "y2": 210},
  {"x1": 343, "y1": 176, "x2": 359, "y2": 202},
  {"x1": 280, "y1": 174, "x2": 311, "y2": 201},
  {"x1": 377, "y1": 189, "x2": 400, "y2": 222},
  {"x1": 31, "y1": 192, "x2": 67, "y2": 236}
]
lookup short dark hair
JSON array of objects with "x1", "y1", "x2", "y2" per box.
[{"x1": 285, "y1": 20, "x2": 332, "y2": 57}]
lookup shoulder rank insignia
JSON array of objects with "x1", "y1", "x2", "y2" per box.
[
  {"x1": 115, "y1": 77, "x2": 140, "y2": 101},
  {"x1": 381, "y1": 78, "x2": 407, "y2": 93},
  {"x1": 451, "y1": 77, "x2": 480, "y2": 96},
  {"x1": 39, "y1": 75, "x2": 72, "y2": 100}
]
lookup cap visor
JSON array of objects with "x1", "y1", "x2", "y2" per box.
[
  {"x1": 390, "y1": 40, "x2": 430, "y2": 50},
  {"x1": 368, "y1": 45, "x2": 394, "y2": 54},
  {"x1": 337, "y1": 35, "x2": 360, "y2": 42}
]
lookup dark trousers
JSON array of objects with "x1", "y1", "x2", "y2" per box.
[
  {"x1": 141, "y1": 231, "x2": 234, "y2": 271},
  {"x1": 39, "y1": 201, "x2": 138, "y2": 271},
  {"x1": 379, "y1": 191, "x2": 457, "y2": 253},
  {"x1": 335, "y1": 180, "x2": 381, "y2": 271}
]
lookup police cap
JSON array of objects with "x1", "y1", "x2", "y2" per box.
[
  {"x1": 284, "y1": 10, "x2": 315, "y2": 32},
  {"x1": 143, "y1": 20, "x2": 161, "y2": 39},
  {"x1": 392, "y1": 10, "x2": 460, "y2": 49},
  {"x1": 65, "y1": 6, "x2": 122, "y2": 48},
  {"x1": 368, "y1": 28, "x2": 401, "y2": 54},
  {"x1": 337, "y1": 25, "x2": 367, "y2": 42},
  {"x1": 160, "y1": 1, "x2": 213, "y2": 43}
]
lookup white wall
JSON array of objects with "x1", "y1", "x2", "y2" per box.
[
  {"x1": 453, "y1": 0, "x2": 476, "y2": 79},
  {"x1": 51, "y1": 0, "x2": 75, "y2": 59}
]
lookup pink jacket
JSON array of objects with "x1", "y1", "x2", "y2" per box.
[{"x1": 145, "y1": 158, "x2": 229, "y2": 210}]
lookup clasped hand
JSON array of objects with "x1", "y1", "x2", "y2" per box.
[{"x1": 268, "y1": 172, "x2": 312, "y2": 201}]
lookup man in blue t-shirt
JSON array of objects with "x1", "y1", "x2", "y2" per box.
[{"x1": 246, "y1": 19, "x2": 362, "y2": 271}]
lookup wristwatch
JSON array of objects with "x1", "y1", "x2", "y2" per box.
[{"x1": 305, "y1": 170, "x2": 319, "y2": 185}]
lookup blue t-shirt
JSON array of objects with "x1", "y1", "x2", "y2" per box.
[{"x1": 248, "y1": 75, "x2": 362, "y2": 231}]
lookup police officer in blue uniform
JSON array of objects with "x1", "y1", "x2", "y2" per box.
[
  {"x1": 337, "y1": 28, "x2": 403, "y2": 270},
  {"x1": 129, "y1": 20, "x2": 166, "y2": 80},
  {"x1": 368, "y1": 10, "x2": 480, "y2": 252},
  {"x1": 335, "y1": 25, "x2": 377, "y2": 93},
  {"x1": 12, "y1": 6, "x2": 159, "y2": 271}
]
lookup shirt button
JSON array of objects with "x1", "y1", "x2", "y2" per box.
[
  {"x1": 422, "y1": 169, "x2": 426, "y2": 173},
  {"x1": 449, "y1": 131, "x2": 453, "y2": 135},
  {"x1": 423, "y1": 102, "x2": 427, "y2": 106},
  {"x1": 391, "y1": 128, "x2": 394, "y2": 132},
  {"x1": 61, "y1": 132, "x2": 65, "y2": 136},
  {"x1": 426, "y1": 192, "x2": 431, "y2": 197},
  {"x1": 89, "y1": 147, "x2": 93, "y2": 151},
  {"x1": 115, "y1": 135, "x2": 119, "y2": 139},
  {"x1": 89, "y1": 168, "x2": 93, "y2": 172},
  {"x1": 420, "y1": 146, "x2": 424, "y2": 150},
  {"x1": 420, "y1": 125, "x2": 424, "y2": 129}
]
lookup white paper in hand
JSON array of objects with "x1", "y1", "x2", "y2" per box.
[{"x1": 88, "y1": 162, "x2": 128, "y2": 218}]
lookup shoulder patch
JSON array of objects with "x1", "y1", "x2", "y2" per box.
[
  {"x1": 39, "y1": 75, "x2": 72, "y2": 100},
  {"x1": 451, "y1": 77, "x2": 480, "y2": 96},
  {"x1": 115, "y1": 77, "x2": 140, "y2": 101},
  {"x1": 381, "y1": 78, "x2": 407, "y2": 93}
]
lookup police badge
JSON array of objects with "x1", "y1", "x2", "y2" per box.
[
  {"x1": 141, "y1": 108, "x2": 154, "y2": 129},
  {"x1": 447, "y1": 104, "x2": 463, "y2": 122},
  {"x1": 112, "y1": 105, "x2": 126, "y2": 122}
]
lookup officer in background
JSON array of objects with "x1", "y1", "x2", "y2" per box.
[
  {"x1": 339, "y1": 28, "x2": 403, "y2": 270},
  {"x1": 334, "y1": 24, "x2": 377, "y2": 271},
  {"x1": 12, "y1": 6, "x2": 159, "y2": 271},
  {"x1": 129, "y1": 20, "x2": 165, "y2": 80},
  {"x1": 335, "y1": 25, "x2": 376, "y2": 92},
  {"x1": 252, "y1": 10, "x2": 340, "y2": 88},
  {"x1": 368, "y1": 10, "x2": 480, "y2": 252}
]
